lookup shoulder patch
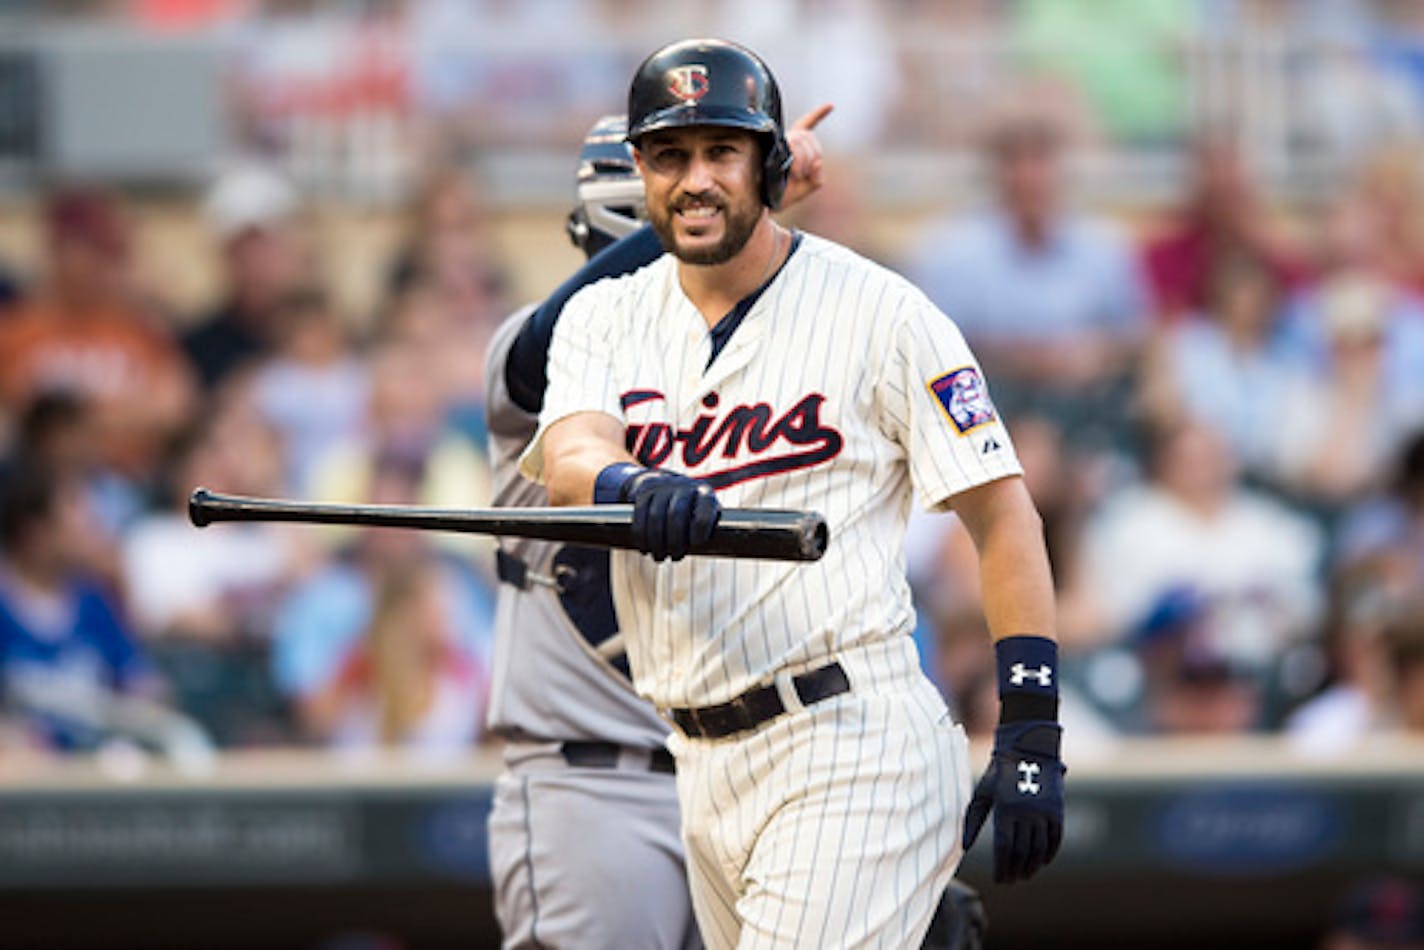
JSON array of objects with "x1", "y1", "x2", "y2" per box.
[{"x1": 928, "y1": 366, "x2": 997, "y2": 434}]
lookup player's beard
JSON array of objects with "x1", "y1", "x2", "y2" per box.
[{"x1": 650, "y1": 188, "x2": 763, "y2": 266}]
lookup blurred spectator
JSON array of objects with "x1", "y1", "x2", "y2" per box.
[
  {"x1": 0, "y1": 187, "x2": 196, "y2": 483},
  {"x1": 249, "y1": 288, "x2": 370, "y2": 494},
  {"x1": 1139, "y1": 253, "x2": 1304, "y2": 483},
  {"x1": 4, "y1": 392, "x2": 129, "y2": 586},
  {"x1": 905, "y1": 103, "x2": 1149, "y2": 437},
  {"x1": 1385, "y1": 601, "x2": 1424, "y2": 737},
  {"x1": 1274, "y1": 274, "x2": 1424, "y2": 504},
  {"x1": 1321, "y1": 876, "x2": 1424, "y2": 950},
  {"x1": 387, "y1": 167, "x2": 508, "y2": 341},
  {"x1": 917, "y1": 413, "x2": 1102, "y2": 624},
  {"x1": 1288, "y1": 577, "x2": 1405, "y2": 753},
  {"x1": 1335, "y1": 430, "x2": 1424, "y2": 602},
  {"x1": 270, "y1": 452, "x2": 495, "y2": 754},
  {"x1": 1077, "y1": 420, "x2": 1324, "y2": 669},
  {"x1": 1134, "y1": 587, "x2": 1264, "y2": 734},
  {"x1": 303, "y1": 559, "x2": 489, "y2": 758},
  {"x1": 121, "y1": 393, "x2": 302, "y2": 645},
  {"x1": 1331, "y1": 146, "x2": 1424, "y2": 295},
  {"x1": 1140, "y1": 134, "x2": 1312, "y2": 323},
  {"x1": 306, "y1": 339, "x2": 491, "y2": 561},
  {"x1": 382, "y1": 166, "x2": 507, "y2": 440},
  {"x1": 184, "y1": 163, "x2": 312, "y2": 390},
  {"x1": 0, "y1": 461, "x2": 162, "y2": 753}
]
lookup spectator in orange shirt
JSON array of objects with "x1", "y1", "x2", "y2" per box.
[{"x1": 0, "y1": 187, "x2": 195, "y2": 480}]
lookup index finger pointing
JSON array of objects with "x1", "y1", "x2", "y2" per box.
[{"x1": 791, "y1": 102, "x2": 834, "y2": 133}]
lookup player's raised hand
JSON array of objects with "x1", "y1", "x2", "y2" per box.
[{"x1": 781, "y1": 103, "x2": 833, "y2": 210}]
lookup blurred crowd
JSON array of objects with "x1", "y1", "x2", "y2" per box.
[
  {"x1": 0, "y1": 0, "x2": 1423, "y2": 769},
  {"x1": 0, "y1": 162, "x2": 507, "y2": 763}
]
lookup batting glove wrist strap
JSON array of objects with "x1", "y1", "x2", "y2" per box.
[
  {"x1": 995, "y1": 635, "x2": 1059, "y2": 724},
  {"x1": 594, "y1": 463, "x2": 648, "y2": 504}
]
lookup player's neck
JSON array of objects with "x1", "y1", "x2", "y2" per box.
[{"x1": 677, "y1": 216, "x2": 788, "y2": 327}]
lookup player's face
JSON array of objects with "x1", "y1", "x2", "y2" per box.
[{"x1": 637, "y1": 127, "x2": 764, "y2": 266}]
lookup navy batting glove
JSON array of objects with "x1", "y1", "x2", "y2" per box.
[
  {"x1": 962, "y1": 635, "x2": 1066, "y2": 884},
  {"x1": 962, "y1": 721, "x2": 1065, "y2": 884},
  {"x1": 594, "y1": 463, "x2": 720, "y2": 562}
]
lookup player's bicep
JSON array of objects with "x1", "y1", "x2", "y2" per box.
[
  {"x1": 542, "y1": 288, "x2": 624, "y2": 422},
  {"x1": 888, "y1": 304, "x2": 1022, "y2": 510}
]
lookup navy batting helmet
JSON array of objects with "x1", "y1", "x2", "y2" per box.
[
  {"x1": 566, "y1": 114, "x2": 646, "y2": 259},
  {"x1": 626, "y1": 38, "x2": 793, "y2": 210}
]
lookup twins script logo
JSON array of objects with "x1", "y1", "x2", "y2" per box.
[
  {"x1": 622, "y1": 389, "x2": 843, "y2": 490},
  {"x1": 667, "y1": 64, "x2": 710, "y2": 102}
]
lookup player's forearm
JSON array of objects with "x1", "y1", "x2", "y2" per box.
[
  {"x1": 951, "y1": 476, "x2": 1057, "y2": 643},
  {"x1": 542, "y1": 412, "x2": 635, "y2": 506}
]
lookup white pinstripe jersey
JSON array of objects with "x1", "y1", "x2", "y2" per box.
[{"x1": 522, "y1": 232, "x2": 1022, "y2": 710}]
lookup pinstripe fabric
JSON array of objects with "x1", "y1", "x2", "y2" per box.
[
  {"x1": 671, "y1": 643, "x2": 973, "y2": 949},
  {"x1": 522, "y1": 234, "x2": 1022, "y2": 710},
  {"x1": 521, "y1": 232, "x2": 1014, "y2": 946}
]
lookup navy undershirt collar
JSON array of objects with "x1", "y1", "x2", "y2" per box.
[{"x1": 706, "y1": 230, "x2": 803, "y2": 369}]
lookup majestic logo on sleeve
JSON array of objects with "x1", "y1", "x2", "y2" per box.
[
  {"x1": 621, "y1": 390, "x2": 842, "y2": 489},
  {"x1": 928, "y1": 366, "x2": 997, "y2": 435},
  {"x1": 667, "y1": 64, "x2": 710, "y2": 102}
]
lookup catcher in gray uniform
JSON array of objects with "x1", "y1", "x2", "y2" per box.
[
  {"x1": 484, "y1": 116, "x2": 695, "y2": 950},
  {"x1": 485, "y1": 114, "x2": 985, "y2": 950}
]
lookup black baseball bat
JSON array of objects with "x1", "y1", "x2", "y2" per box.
[{"x1": 188, "y1": 488, "x2": 828, "y2": 562}]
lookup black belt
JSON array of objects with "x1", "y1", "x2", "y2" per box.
[
  {"x1": 560, "y1": 740, "x2": 675, "y2": 775},
  {"x1": 669, "y1": 662, "x2": 850, "y2": 740}
]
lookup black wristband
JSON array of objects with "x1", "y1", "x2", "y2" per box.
[
  {"x1": 1000, "y1": 691, "x2": 1060, "y2": 724},
  {"x1": 995, "y1": 635, "x2": 1060, "y2": 725}
]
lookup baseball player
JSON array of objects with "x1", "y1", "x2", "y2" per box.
[
  {"x1": 484, "y1": 110, "x2": 830, "y2": 948},
  {"x1": 521, "y1": 39, "x2": 1065, "y2": 949}
]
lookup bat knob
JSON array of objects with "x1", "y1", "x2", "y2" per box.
[
  {"x1": 806, "y1": 517, "x2": 829, "y2": 560},
  {"x1": 189, "y1": 487, "x2": 213, "y2": 527}
]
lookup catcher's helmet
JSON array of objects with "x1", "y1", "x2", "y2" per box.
[
  {"x1": 626, "y1": 38, "x2": 793, "y2": 210},
  {"x1": 566, "y1": 114, "x2": 646, "y2": 259}
]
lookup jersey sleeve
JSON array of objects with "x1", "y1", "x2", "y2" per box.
[
  {"x1": 879, "y1": 296, "x2": 1023, "y2": 511},
  {"x1": 517, "y1": 284, "x2": 623, "y2": 483}
]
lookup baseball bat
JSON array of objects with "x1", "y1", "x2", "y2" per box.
[{"x1": 188, "y1": 488, "x2": 828, "y2": 562}]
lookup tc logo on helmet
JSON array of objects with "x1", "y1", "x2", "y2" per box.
[{"x1": 667, "y1": 65, "x2": 710, "y2": 102}]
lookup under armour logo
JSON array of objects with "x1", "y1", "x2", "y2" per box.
[
  {"x1": 1009, "y1": 663, "x2": 1053, "y2": 688},
  {"x1": 1017, "y1": 761, "x2": 1041, "y2": 795}
]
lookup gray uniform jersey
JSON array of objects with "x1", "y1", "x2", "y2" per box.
[{"x1": 484, "y1": 307, "x2": 672, "y2": 749}]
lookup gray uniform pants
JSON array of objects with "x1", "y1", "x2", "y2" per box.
[{"x1": 490, "y1": 748, "x2": 702, "y2": 949}]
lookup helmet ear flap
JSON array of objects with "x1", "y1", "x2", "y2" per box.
[{"x1": 762, "y1": 131, "x2": 793, "y2": 210}]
